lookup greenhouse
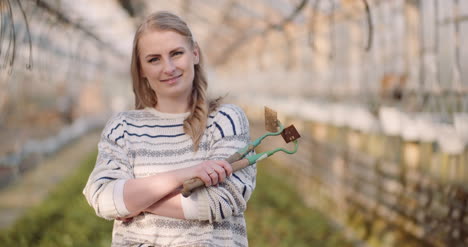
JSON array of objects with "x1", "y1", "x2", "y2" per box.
[{"x1": 0, "y1": 0, "x2": 467, "y2": 246}]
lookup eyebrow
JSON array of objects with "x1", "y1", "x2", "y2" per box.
[{"x1": 144, "y1": 47, "x2": 186, "y2": 59}]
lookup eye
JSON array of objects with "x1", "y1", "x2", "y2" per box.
[
  {"x1": 172, "y1": 51, "x2": 184, "y2": 57},
  {"x1": 148, "y1": 57, "x2": 159, "y2": 63}
]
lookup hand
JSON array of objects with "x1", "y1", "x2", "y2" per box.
[{"x1": 194, "y1": 160, "x2": 232, "y2": 187}]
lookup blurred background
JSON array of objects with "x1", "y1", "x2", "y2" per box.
[{"x1": 0, "y1": 0, "x2": 467, "y2": 246}]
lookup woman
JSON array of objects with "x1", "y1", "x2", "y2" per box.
[{"x1": 83, "y1": 11, "x2": 256, "y2": 247}]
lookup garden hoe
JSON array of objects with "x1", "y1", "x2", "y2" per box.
[{"x1": 181, "y1": 107, "x2": 301, "y2": 197}]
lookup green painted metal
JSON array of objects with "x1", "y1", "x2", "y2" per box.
[{"x1": 236, "y1": 122, "x2": 285, "y2": 159}]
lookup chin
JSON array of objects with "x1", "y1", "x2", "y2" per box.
[{"x1": 165, "y1": 87, "x2": 192, "y2": 98}]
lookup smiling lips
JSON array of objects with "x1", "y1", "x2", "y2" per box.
[{"x1": 160, "y1": 74, "x2": 182, "y2": 84}]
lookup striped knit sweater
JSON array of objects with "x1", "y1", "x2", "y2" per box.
[{"x1": 83, "y1": 104, "x2": 256, "y2": 247}]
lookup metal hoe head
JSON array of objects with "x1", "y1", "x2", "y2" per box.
[
  {"x1": 264, "y1": 106, "x2": 279, "y2": 132},
  {"x1": 281, "y1": 125, "x2": 301, "y2": 143},
  {"x1": 264, "y1": 106, "x2": 301, "y2": 143},
  {"x1": 240, "y1": 106, "x2": 302, "y2": 164},
  {"x1": 246, "y1": 123, "x2": 301, "y2": 164}
]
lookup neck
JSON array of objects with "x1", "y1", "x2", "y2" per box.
[{"x1": 155, "y1": 97, "x2": 190, "y2": 114}]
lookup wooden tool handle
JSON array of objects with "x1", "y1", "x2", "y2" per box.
[
  {"x1": 230, "y1": 158, "x2": 251, "y2": 171},
  {"x1": 181, "y1": 177, "x2": 205, "y2": 197},
  {"x1": 225, "y1": 152, "x2": 243, "y2": 164},
  {"x1": 181, "y1": 159, "x2": 250, "y2": 197}
]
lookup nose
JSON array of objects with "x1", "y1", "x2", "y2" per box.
[{"x1": 163, "y1": 59, "x2": 176, "y2": 75}]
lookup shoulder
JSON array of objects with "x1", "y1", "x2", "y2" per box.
[
  {"x1": 105, "y1": 109, "x2": 156, "y2": 125},
  {"x1": 210, "y1": 104, "x2": 248, "y2": 125},
  {"x1": 208, "y1": 104, "x2": 250, "y2": 138},
  {"x1": 210, "y1": 104, "x2": 247, "y2": 119},
  {"x1": 116, "y1": 109, "x2": 156, "y2": 120},
  {"x1": 102, "y1": 109, "x2": 150, "y2": 136}
]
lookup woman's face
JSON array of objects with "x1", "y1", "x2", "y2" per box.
[{"x1": 138, "y1": 29, "x2": 199, "y2": 103}]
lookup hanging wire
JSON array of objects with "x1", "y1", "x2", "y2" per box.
[
  {"x1": 0, "y1": 0, "x2": 126, "y2": 78},
  {"x1": 0, "y1": 0, "x2": 33, "y2": 70},
  {"x1": 213, "y1": 0, "x2": 309, "y2": 65},
  {"x1": 306, "y1": 0, "x2": 335, "y2": 61},
  {"x1": 268, "y1": 0, "x2": 309, "y2": 29},
  {"x1": 308, "y1": 0, "x2": 372, "y2": 52},
  {"x1": 0, "y1": 0, "x2": 7, "y2": 59},
  {"x1": 16, "y1": 0, "x2": 33, "y2": 69},
  {"x1": 0, "y1": 0, "x2": 16, "y2": 70},
  {"x1": 362, "y1": 0, "x2": 372, "y2": 51}
]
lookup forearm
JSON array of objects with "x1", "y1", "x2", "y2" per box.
[
  {"x1": 144, "y1": 191, "x2": 185, "y2": 219},
  {"x1": 123, "y1": 168, "x2": 193, "y2": 214},
  {"x1": 122, "y1": 160, "x2": 231, "y2": 218}
]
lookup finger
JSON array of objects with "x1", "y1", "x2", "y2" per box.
[
  {"x1": 205, "y1": 167, "x2": 215, "y2": 175},
  {"x1": 209, "y1": 170, "x2": 219, "y2": 185},
  {"x1": 216, "y1": 160, "x2": 232, "y2": 177},
  {"x1": 212, "y1": 165, "x2": 226, "y2": 183},
  {"x1": 202, "y1": 161, "x2": 218, "y2": 185},
  {"x1": 201, "y1": 173, "x2": 212, "y2": 186}
]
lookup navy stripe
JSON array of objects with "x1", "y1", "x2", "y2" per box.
[
  {"x1": 123, "y1": 120, "x2": 183, "y2": 128},
  {"x1": 138, "y1": 244, "x2": 143, "y2": 247},
  {"x1": 112, "y1": 167, "x2": 121, "y2": 170},
  {"x1": 115, "y1": 136, "x2": 124, "y2": 143},
  {"x1": 232, "y1": 174, "x2": 245, "y2": 184},
  {"x1": 221, "y1": 196, "x2": 229, "y2": 204},
  {"x1": 106, "y1": 160, "x2": 112, "y2": 165},
  {"x1": 115, "y1": 131, "x2": 185, "y2": 143},
  {"x1": 219, "y1": 111, "x2": 236, "y2": 135},
  {"x1": 209, "y1": 115, "x2": 215, "y2": 118},
  {"x1": 93, "y1": 184, "x2": 103, "y2": 197},
  {"x1": 214, "y1": 122, "x2": 224, "y2": 138},
  {"x1": 219, "y1": 202, "x2": 225, "y2": 219},
  {"x1": 96, "y1": 176, "x2": 117, "y2": 182},
  {"x1": 242, "y1": 185, "x2": 247, "y2": 197},
  {"x1": 107, "y1": 123, "x2": 122, "y2": 138},
  {"x1": 207, "y1": 124, "x2": 212, "y2": 128},
  {"x1": 107, "y1": 120, "x2": 183, "y2": 139}
]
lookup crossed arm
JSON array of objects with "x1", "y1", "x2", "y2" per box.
[
  {"x1": 84, "y1": 107, "x2": 255, "y2": 222},
  {"x1": 117, "y1": 160, "x2": 232, "y2": 221}
]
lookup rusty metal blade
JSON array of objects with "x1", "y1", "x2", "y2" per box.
[
  {"x1": 264, "y1": 106, "x2": 278, "y2": 132},
  {"x1": 281, "y1": 125, "x2": 301, "y2": 143}
]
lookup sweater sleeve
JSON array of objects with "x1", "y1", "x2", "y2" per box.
[
  {"x1": 181, "y1": 104, "x2": 257, "y2": 222},
  {"x1": 83, "y1": 113, "x2": 134, "y2": 220}
]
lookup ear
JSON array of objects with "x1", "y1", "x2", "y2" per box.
[{"x1": 193, "y1": 43, "x2": 200, "y2": 65}]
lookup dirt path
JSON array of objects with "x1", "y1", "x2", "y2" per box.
[{"x1": 0, "y1": 130, "x2": 101, "y2": 229}]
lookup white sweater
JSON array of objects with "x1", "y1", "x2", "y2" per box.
[{"x1": 83, "y1": 104, "x2": 256, "y2": 247}]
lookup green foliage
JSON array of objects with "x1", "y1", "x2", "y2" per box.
[
  {"x1": 0, "y1": 152, "x2": 113, "y2": 247},
  {"x1": 0, "y1": 154, "x2": 351, "y2": 246},
  {"x1": 245, "y1": 162, "x2": 353, "y2": 247}
]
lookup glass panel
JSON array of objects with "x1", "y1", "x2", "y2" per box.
[
  {"x1": 437, "y1": 0, "x2": 455, "y2": 91},
  {"x1": 458, "y1": 0, "x2": 468, "y2": 89},
  {"x1": 421, "y1": 0, "x2": 435, "y2": 51}
]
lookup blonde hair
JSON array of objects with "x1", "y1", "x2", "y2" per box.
[{"x1": 130, "y1": 11, "x2": 220, "y2": 151}]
